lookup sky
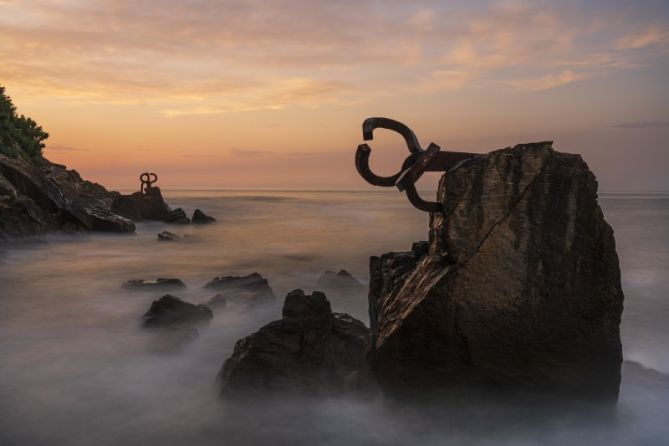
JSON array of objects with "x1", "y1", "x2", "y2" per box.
[{"x1": 0, "y1": 0, "x2": 668, "y2": 191}]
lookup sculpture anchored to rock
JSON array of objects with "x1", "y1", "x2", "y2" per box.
[
  {"x1": 355, "y1": 117, "x2": 624, "y2": 403},
  {"x1": 139, "y1": 172, "x2": 158, "y2": 194},
  {"x1": 355, "y1": 117, "x2": 479, "y2": 212}
]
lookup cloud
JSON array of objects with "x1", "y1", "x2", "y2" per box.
[
  {"x1": 613, "y1": 121, "x2": 669, "y2": 129},
  {"x1": 615, "y1": 25, "x2": 669, "y2": 50},
  {"x1": 0, "y1": 0, "x2": 667, "y2": 107}
]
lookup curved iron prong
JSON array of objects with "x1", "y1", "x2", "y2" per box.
[
  {"x1": 404, "y1": 184, "x2": 443, "y2": 213},
  {"x1": 355, "y1": 143, "x2": 401, "y2": 187},
  {"x1": 362, "y1": 117, "x2": 422, "y2": 154}
]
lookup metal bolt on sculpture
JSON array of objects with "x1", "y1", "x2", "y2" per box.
[
  {"x1": 355, "y1": 117, "x2": 480, "y2": 213},
  {"x1": 140, "y1": 172, "x2": 158, "y2": 194}
]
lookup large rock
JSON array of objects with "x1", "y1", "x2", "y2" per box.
[
  {"x1": 111, "y1": 187, "x2": 170, "y2": 221},
  {"x1": 368, "y1": 142, "x2": 624, "y2": 402},
  {"x1": 218, "y1": 289, "x2": 371, "y2": 398},
  {"x1": 205, "y1": 272, "x2": 275, "y2": 307}
]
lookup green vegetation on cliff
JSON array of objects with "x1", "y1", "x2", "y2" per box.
[{"x1": 0, "y1": 85, "x2": 49, "y2": 163}]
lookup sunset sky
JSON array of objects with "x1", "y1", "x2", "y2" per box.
[{"x1": 1, "y1": 0, "x2": 668, "y2": 191}]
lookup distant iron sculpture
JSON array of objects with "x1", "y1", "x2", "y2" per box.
[
  {"x1": 355, "y1": 117, "x2": 479, "y2": 213},
  {"x1": 140, "y1": 172, "x2": 158, "y2": 194}
]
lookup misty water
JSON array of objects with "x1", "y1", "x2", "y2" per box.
[{"x1": 0, "y1": 190, "x2": 668, "y2": 445}]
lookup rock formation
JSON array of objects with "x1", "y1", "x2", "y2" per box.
[
  {"x1": 218, "y1": 289, "x2": 371, "y2": 398},
  {"x1": 0, "y1": 155, "x2": 135, "y2": 237},
  {"x1": 368, "y1": 142, "x2": 624, "y2": 402},
  {"x1": 205, "y1": 272, "x2": 275, "y2": 307},
  {"x1": 192, "y1": 208, "x2": 216, "y2": 224},
  {"x1": 157, "y1": 230, "x2": 185, "y2": 242},
  {"x1": 111, "y1": 187, "x2": 170, "y2": 221},
  {"x1": 123, "y1": 278, "x2": 186, "y2": 291},
  {"x1": 142, "y1": 294, "x2": 213, "y2": 327}
]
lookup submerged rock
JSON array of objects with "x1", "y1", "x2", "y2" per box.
[
  {"x1": 165, "y1": 208, "x2": 190, "y2": 224},
  {"x1": 205, "y1": 272, "x2": 275, "y2": 307},
  {"x1": 368, "y1": 142, "x2": 624, "y2": 402},
  {"x1": 317, "y1": 269, "x2": 366, "y2": 294},
  {"x1": 142, "y1": 294, "x2": 213, "y2": 327},
  {"x1": 192, "y1": 208, "x2": 216, "y2": 224},
  {"x1": 123, "y1": 278, "x2": 186, "y2": 291},
  {"x1": 111, "y1": 187, "x2": 170, "y2": 222},
  {"x1": 218, "y1": 289, "x2": 371, "y2": 398},
  {"x1": 157, "y1": 230, "x2": 181, "y2": 242}
]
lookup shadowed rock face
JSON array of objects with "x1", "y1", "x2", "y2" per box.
[
  {"x1": 218, "y1": 289, "x2": 370, "y2": 398},
  {"x1": 192, "y1": 208, "x2": 216, "y2": 224},
  {"x1": 369, "y1": 142, "x2": 624, "y2": 402}
]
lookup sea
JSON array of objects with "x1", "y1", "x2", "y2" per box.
[{"x1": 0, "y1": 190, "x2": 667, "y2": 445}]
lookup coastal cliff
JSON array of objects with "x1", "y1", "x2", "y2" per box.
[{"x1": 368, "y1": 142, "x2": 624, "y2": 402}]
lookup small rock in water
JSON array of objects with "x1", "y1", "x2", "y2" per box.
[
  {"x1": 157, "y1": 231, "x2": 181, "y2": 242},
  {"x1": 142, "y1": 295, "x2": 213, "y2": 327},
  {"x1": 205, "y1": 272, "x2": 275, "y2": 307},
  {"x1": 123, "y1": 278, "x2": 186, "y2": 291},
  {"x1": 191, "y1": 209, "x2": 216, "y2": 224},
  {"x1": 217, "y1": 289, "x2": 371, "y2": 398},
  {"x1": 164, "y1": 208, "x2": 190, "y2": 224}
]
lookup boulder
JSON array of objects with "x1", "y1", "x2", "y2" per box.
[
  {"x1": 218, "y1": 289, "x2": 371, "y2": 398},
  {"x1": 368, "y1": 142, "x2": 624, "y2": 402},
  {"x1": 205, "y1": 272, "x2": 275, "y2": 307},
  {"x1": 192, "y1": 208, "x2": 216, "y2": 224},
  {"x1": 123, "y1": 278, "x2": 186, "y2": 291},
  {"x1": 142, "y1": 295, "x2": 213, "y2": 327},
  {"x1": 165, "y1": 207, "x2": 190, "y2": 224},
  {"x1": 111, "y1": 187, "x2": 170, "y2": 221}
]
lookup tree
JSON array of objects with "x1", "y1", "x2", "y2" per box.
[{"x1": 0, "y1": 85, "x2": 49, "y2": 162}]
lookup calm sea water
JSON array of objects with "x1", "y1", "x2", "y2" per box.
[{"x1": 0, "y1": 190, "x2": 667, "y2": 445}]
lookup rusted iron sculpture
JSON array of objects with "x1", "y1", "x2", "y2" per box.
[
  {"x1": 140, "y1": 172, "x2": 158, "y2": 194},
  {"x1": 355, "y1": 117, "x2": 479, "y2": 213}
]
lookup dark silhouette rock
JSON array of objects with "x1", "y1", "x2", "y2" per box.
[
  {"x1": 111, "y1": 187, "x2": 170, "y2": 222},
  {"x1": 368, "y1": 142, "x2": 624, "y2": 402},
  {"x1": 142, "y1": 295, "x2": 213, "y2": 327},
  {"x1": 218, "y1": 289, "x2": 371, "y2": 398},
  {"x1": 164, "y1": 208, "x2": 190, "y2": 224},
  {"x1": 123, "y1": 278, "x2": 186, "y2": 291},
  {"x1": 205, "y1": 272, "x2": 275, "y2": 307},
  {"x1": 192, "y1": 208, "x2": 216, "y2": 224}
]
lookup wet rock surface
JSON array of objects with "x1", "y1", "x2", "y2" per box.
[
  {"x1": 218, "y1": 289, "x2": 371, "y2": 398},
  {"x1": 111, "y1": 187, "x2": 170, "y2": 222},
  {"x1": 142, "y1": 294, "x2": 213, "y2": 328},
  {"x1": 192, "y1": 208, "x2": 216, "y2": 224},
  {"x1": 368, "y1": 142, "x2": 624, "y2": 402},
  {"x1": 123, "y1": 278, "x2": 186, "y2": 291},
  {"x1": 205, "y1": 272, "x2": 275, "y2": 307}
]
